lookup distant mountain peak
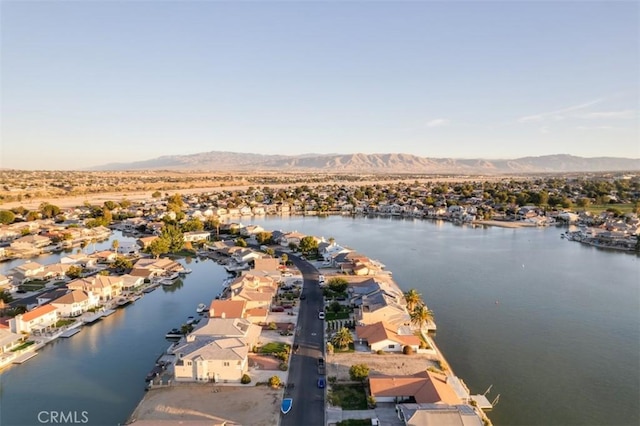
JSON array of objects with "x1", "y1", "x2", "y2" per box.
[{"x1": 89, "y1": 151, "x2": 640, "y2": 173}]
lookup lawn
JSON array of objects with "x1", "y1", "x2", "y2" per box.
[
  {"x1": 11, "y1": 341, "x2": 35, "y2": 352},
  {"x1": 328, "y1": 383, "x2": 368, "y2": 410},
  {"x1": 337, "y1": 420, "x2": 373, "y2": 426},
  {"x1": 580, "y1": 203, "x2": 635, "y2": 215},
  {"x1": 326, "y1": 311, "x2": 350, "y2": 321},
  {"x1": 259, "y1": 342, "x2": 289, "y2": 354}
]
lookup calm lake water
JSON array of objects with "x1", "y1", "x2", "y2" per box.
[{"x1": 1, "y1": 216, "x2": 639, "y2": 426}]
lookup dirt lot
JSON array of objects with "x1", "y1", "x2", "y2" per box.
[
  {"x1": 327, "y1": 352, "x2": 440, "y2": 380},
  {"x1": 127, "y1": 384, "x2": 282, "y2": 426}
]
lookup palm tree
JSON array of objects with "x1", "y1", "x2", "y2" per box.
[
  {"x1": 331, "y1": 327, "x2": 354, "y2": 350},
  {"x1": 404, "y1": 289, "x2": 423, "y2": 312},
  {"x1": 410, "y1": 305, "x2": 434, "y2": 331},
  {"x1": 111, "y1": 239, "x2": 119, "y2": 256}
]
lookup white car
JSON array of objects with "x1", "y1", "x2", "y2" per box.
[
  {"x1": 318, "y1": 275, "x2": 325, "y2": 283},
  {"x1": 318, "y1": 312, "x2": 325, "y2": 320}
]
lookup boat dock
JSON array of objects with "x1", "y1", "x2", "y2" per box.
[
  {"x1": 13, "y1": 352, "x2": 38, "y2": 364},
  {"x1": 60, "y1": 328, "x2": 81, "y2": 338}
]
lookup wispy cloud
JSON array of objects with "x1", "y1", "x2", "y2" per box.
[
  {"x1": 518, "y1": 99, "x2": 603, "y2": 123},
  {"x1": 425, "y1": 118, "x2": 450, "y2": 127},
  {"x1": 576, "y1": 126, "x2": 618, "y2": 131},
  {"x1": 577, "y1": 110, "x2": 636, "y2": 120}
]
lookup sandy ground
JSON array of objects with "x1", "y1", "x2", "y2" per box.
[
  {"x1": 472, "y1": 219, "x2": 538, "y2": 228},
  {"x1": 327, "y1": 352, "x2": 439, "y2": 380},
  {"x1": 127, "y1": 385, "x2": 282, "y2": 426}
]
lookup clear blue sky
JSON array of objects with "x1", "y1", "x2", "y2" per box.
[{"x1": 1, "y1": 0, "x2": 638, "y2": 170}]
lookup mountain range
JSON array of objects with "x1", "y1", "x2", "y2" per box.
[{"x1": 90, "y1": 152, "x2": 640, "y2": 174}]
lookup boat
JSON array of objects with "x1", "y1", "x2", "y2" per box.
[
  {"x1": 179, "y1": 268, "x2": 192, "y2": 275},
  {"x1": 196, "y1": 303, "x2": 207, "y2": 314},
  {"x1": 186, "y1": 316, "x2": 196, "y2": 325},
  {"x1": 165, "y1": 328, "x2": 183, "y2": 339},
  {"x1": 160, "y1": 278, "x2": 176, "y2": 286},
  {"x1": 281, "y1": 398, "x2": 293, "y2": 414}
]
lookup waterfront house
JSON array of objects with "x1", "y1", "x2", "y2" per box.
[
  {"x1": 183, "y1": 231, "x2": 211, "y2": 243},
  {"x1": 42, "y1": 263, "x2": 73, "y2": 280},
  {"x1": 208, "y1": 299, "x2": 268, "y2": 324},
  {"x1": 137, "y1": 236, "x2": 159, "y2": 250},
  {"x1": 51, "y1": 290, "x2": 100, "y2": 317},
  {"x1": 251, "y1": 257, "x2": 282, "y2": 281},
  {"x1": 354, "y1": 321, "x2": 420, "y2": 353},
  {"x1": 0, "y1": 327, "x2": 26, "y2": 355},
  {"x1": 172, "y1": 317, "x2": 261, "y2": 383},
  {"x1": 209, "y1": 300, "x2": 247, "y2": 319},
  {"x1": 132, "y1": 257, "x2": 184, "y2": 277},
  {"x1": 240, "y1": 224, "x2": 265, "y2": 237},
  {"x1": 120, "y1": 274, "x2": 145, "y2": 292},
  {"x1": 12, "y1": 261, "x2": 45, "y2": 282},
  {"x1": 67, "y1": 275, "x2": 123, "y2": 302},
  {"x1": 369, "y1": 371, "x2": 462, "y2": 405},
  {"x1": 228, "y1": 274, "x2": 277, "y2": 310},
  {"x1": 9, "y1": 304, "x2": 59, "y2": 334},
  {"x1": 353, "y1": 282, "x2": 411, "y2": 328},
  {"x1": 0, "y1": 274, "x2": 13, "y2": 291},
  {"x1": 232, "y1": 248, "x2": 262, "y2": 264},
  {"x1": 396, "y1": 403, "x2": 483, "y2": 426},
  {"x1": 10, "y1": 234, "x2": 51, "y2": 251},
  {"x1": 279, "y1": 231, "x2": 306, "y2": 247},
  {"x1": 90, "y1": 250, "x2": 118, "y2": 264}
]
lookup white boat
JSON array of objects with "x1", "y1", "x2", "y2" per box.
[
  {"x1": 196, "y1": 303, "x2": 207, "y2": 314},
  {"x1": 179, "y1": 268, "x2": 192, "y2": 275},
  {"x1": 160, "y1": 279, "x2": 176, "y2": 286}
]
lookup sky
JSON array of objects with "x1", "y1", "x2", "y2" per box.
[{"x1": 1, "y1": 0, "x2": 639, "y2": 170}]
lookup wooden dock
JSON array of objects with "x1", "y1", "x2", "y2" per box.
[{"x1": 60, "y1": 328, "x2": 81, "y2": 338}]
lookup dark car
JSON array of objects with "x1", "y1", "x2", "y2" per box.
[
  {"x1": 299, "y1": 294, "x2": 306, "y2": 300},
  {"x1": 317, "y1": 377, "x2": 325, "y2": 388}
]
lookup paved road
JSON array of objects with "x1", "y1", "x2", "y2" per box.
[{"x1": 279, "y1": 252, "x2": 326, "y2": 426}]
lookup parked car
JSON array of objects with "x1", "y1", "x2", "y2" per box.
[
  {"x1": 317, "y1": 377, "x2": 325, "y2": 388},
  {"x1": 318, "y1": 311, "x2": 325, "y2": 320}
]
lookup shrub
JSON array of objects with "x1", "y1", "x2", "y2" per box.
[
  {"x1": 268, "y1": 375, "x2": 281, "y2": 388},
  {"x1": 376, "y1": 350, "x2": 384, "y2": 355},
  {"x1": 367, "y1": 395, "x2": 377, "y2": 408},
  {"x1": 268, "y1": 322, "x2": 277, "y2": 330},
  {"x1": 403, "y1": 345, "x2": 414, "y2": 355},
  {"x1": 349, "y1": 364, "x2": 369, "y2": 382},
  {"x1": 279, "y1": 362, "x2": 288, "y2": 371},
  {"x1": 241, "y1": 374, "x2": 251, "y2": 384}
]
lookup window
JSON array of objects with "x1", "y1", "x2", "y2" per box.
[
  {"x1": 223, "y1": 362, "x2": 230, "y2": 367},
  {"x1": 388, "y1": 344, "x2": 395, "y2": 349}
]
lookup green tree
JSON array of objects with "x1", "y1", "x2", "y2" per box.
[
  {"x1": 235, "y1": 238, "x2": 247, "y2": 247},
  {"x1": 265, "y1": 248, "x2": 275, "y2": 257},
  {"x1": 111, "y1": 240, "x2": 119, "y2": 256},
  {"x1": 146, "y1": 238, "x2": 170, "y2": 258},
  {"x1": 161, "y1": 224, "x2": 184, "y2": 253},
  {"x1": 0, "y1": 210, "x2": 16, "y2": 225},
  {"x1": 256, "y1": 232, "x2": 272, "y2": 245},
  {"x1": 327, "y1": 278, "x2": 348, "y2": 293},
  {"x1": 349, "y1": 364, "x2": 370, "y2": 382},
  {"x1": 410, "y1": 305, "x2": 434, "y2": 330},
  {"x1": 404, "y1": 289, "x2": 423, "y2": 312},
  {"x1": 288, "y1": 242, "x2": 298, "y2": 252},
  {"x1": 181, "y1": 218, "x2": 204, "y2": 232},
  {"x1": 280, "y1": 253, "x2": 288, "y2": 265},
  {"x1": 103, "y1": 200, "x2": 117, "y2": 210},
  {"x1": 0, "y1": 290, "x2": 14, "y2": 303},
  {"x1": 112, "y1": 256, "x2": 133, "y2": 271},
  {"x1": 39, "y1": 202, "x2": 61, "y2": 219},
  {"x1": 67, "y1": 265, "x2": 83, "y2": 279},
  {"x1": 332, "y1": 327, "x2": 353, "y2": 350},
  {"x1": 299, "y1": 236, "x2": 318, "y2": 254}
]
